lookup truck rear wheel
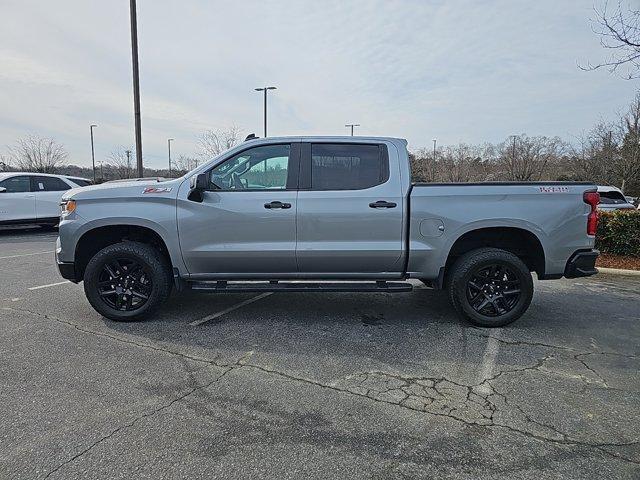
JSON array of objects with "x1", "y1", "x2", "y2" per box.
[
  {"x1": 446, "y1": 248, "x2": 533, "y2": 327},
  {"x1": 83, "y1": 241, "x2": 172, "y2": 322}
]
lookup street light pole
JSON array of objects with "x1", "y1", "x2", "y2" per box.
[
  {"x1": 168, "y1": 138, "x2": 174, "y2": 177},
  {"x1": 510, "y1": 135, "x2": 517, "y2": 163},
  {"x1": 129, "y1": 0, "x2": 143, "y2": 177},
  {"x1": 90, "y1": 124, "x2": 98, "y2": 182},
  {"x1": 254, "y1": 86, "x2": 276, "y2": 137},
  {"x1": 125, "y1": 150, "x2": 132, "y2": 178},
  {"x1": 345, "y1": 124, "x2": 360, "y2": 136}
]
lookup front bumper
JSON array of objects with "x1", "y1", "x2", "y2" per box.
[
  {"x1": 564, "y1": 249, "x2": 599, "y2": 278},
  {"x1": 55, "y1": 242, "x2": 77, "y2": 282}
]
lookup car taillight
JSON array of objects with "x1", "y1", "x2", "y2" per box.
[{"x1": 583, "y1": 191, "x2": 599, "y2": 236}]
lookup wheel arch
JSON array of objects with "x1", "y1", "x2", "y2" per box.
[
  {"x1": 443, "y1": 226, "x2": 546, "y2": 282},
  {"x1": 74, "y1": 223, "x2": 175, "y2": 282}
]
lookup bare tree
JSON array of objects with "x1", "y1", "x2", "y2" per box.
[
  {"x1": 498, "y1": 135, "x2": 566, "y2": 181},
  {"x1": 0, "y1": 153, "x2": 10, "y2": 172},
  {"x1": 6, "y1": 135, "x2": 68, "y2": 173},
  {"x1": 583, "y1": 1, "x2": 640, "y2": 78},
  {"x1": 568, "y1": 123, "x2": 616, "y2": 183},
  {"x1": 175, "y1": 154, "x2": 199, "y2": 172},
  {"x1": 615, "y1": 92, "x2": 640, "y2": 192},
  {"x1": 107, "y1": 146, "x2": 135, "y2": 179},
  {"x1": 439, "y1": 144, "x2": 489, "y2": 182},
  {"x1": 410, "y1": 149, "x2": 440, "y2": 182},
  {"x1": 197, "y1": 126, "x2": 242, "y2": 161}
]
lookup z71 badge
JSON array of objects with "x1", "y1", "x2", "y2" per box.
[{"x1": 143, "y1": 187, "x2": 172, "y2": 194}]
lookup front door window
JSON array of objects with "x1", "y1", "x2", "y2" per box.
[{"x1": 209, "y1": 144, "x2": 291, "y2": 190}]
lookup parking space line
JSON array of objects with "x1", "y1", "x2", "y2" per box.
[
  {"x1": 28, "y1": 281, "x2": 70, "y2": 291},
  {"x1": 0, "y1": 251, "x2": 51, "y2": 260},
  {"x1": 190, "y1": 292, "x2": 273, "y2": 326},
  {"x1": 476, "y1": 329, "x2": 501, "y2": 394}
]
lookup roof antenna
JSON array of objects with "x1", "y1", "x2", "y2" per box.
[{"x1": 244, "y1": 133, "x2": 258, "y2": 141}]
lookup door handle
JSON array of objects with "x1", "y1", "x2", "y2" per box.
[
  {"x1": 369, "y1": 200, "x2": 397, "y2": 209},
  {"x1": 264, "y1": 201, "x2": 291, "y2": 209}
]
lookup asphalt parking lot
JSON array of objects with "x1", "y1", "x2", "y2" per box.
[{"x1": 1, "y1": 227, "x2": 639, "y2": 479}]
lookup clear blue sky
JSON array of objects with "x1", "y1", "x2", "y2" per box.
[{"x1": 0, "y1": 0, "x2": 636, "y2": 168}]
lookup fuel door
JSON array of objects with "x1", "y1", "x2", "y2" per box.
[{"x1": 419, "y1": 218, "x2": 445, "y2": 238}]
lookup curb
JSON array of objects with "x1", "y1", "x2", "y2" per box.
[{"x1": 597, "y1": 267, "x2": 640, "y2": 276}]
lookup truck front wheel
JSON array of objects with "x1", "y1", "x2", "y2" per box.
[
  {"x1": 83, "y1": 242, "x2": 172, "y2": 322},
  {"x1": 446, "y1": 248, "x2": 533, "y2": 327}
]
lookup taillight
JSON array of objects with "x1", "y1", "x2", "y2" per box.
[{"x1": 583, "y1": 191, "x2": 599, "y2": 236}]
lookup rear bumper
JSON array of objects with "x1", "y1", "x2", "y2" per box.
[{"x1": 564, "y1": 249, "x2": 599, "y2": 278}]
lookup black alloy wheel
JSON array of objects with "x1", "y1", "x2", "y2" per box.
[
  {"x1": 83, "y1": 241, "x2": 172, "y2": 322},
  {"x1": 97, "y1": 258, "x2": 152, "y2": 311},
  {"x1": 465, "y1": 263, "x2": 522, "y2": 317},
  {"x1": 446, "y1": 248, "x2": 534, "y2": 327}
]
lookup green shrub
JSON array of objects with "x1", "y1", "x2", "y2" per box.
[{"x1": 596, "y1": 210, "x2": 640, "y2": 257}]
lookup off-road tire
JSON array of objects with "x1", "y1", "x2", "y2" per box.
[
  {"x1": 446, "y1": 248, "x2": 533, "y2": 327},
  {"x1": 83, "y1": 241, "x2": 172, "y2": 322}
]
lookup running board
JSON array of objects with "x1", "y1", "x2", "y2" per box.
[{"x1": 189, "y1": 280, "x2": 413, "y2": 293}]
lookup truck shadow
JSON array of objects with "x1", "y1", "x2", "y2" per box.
[{"x1": 101, "y1": 287, "x2": 474, "y2": 363}]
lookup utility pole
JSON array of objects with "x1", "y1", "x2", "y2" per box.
[
  {"x1": 167, "y1": 138, "x2": 174, "y2": 177},
  {"x1": 254, "y1": 87, "x2": 276, "y2": 137},
  {"x1": 98, "y1": 161, "x2": 104, "y2": 181},
  {"x1": 125, "y1": 150, "x2": 132, "y2": 178},
  {"x1": 345, "y1": 124, "x2": 360, "y2": 136},
  {"x1": 129, "y1": 0, "x2": 143, "y2": 177},
  {"x1": 432, "y1": 139, "x2": 437, "y2": 158},
  {"x1": 510, "y1": 135, "x2": 518, "y2": 162},
  {"x1": 90, "y1": 124, "x2": 98, "y2": 182}
]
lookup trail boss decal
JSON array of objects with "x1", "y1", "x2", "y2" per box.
[
  {"x1": 538, "y1": 186, "x2": 570, "y2": 193},
  {"x1": 143, "y1": 187, "x2": 172, "y2": 194}
]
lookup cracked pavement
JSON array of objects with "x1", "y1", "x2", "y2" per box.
[{"x1": 1, "y1": 227, "x2": 639, "y2": 479}]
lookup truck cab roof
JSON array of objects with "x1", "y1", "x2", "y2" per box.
[{"x1": 243, "y1": 135, "x2": 407, "y2": 145}]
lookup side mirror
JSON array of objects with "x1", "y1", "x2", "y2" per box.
[
  {"x1": 188, "y1": 173, "x2": 209, "y2": 202},
  {"x1": 190, "y1": 173, "x2": 209, "y2": 191},
  {"x1": 0, "y1": 187, "x2": 6, "y2": 193}
]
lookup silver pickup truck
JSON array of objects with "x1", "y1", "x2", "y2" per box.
[{"x1": 56, "y1": 136, "x2": 600, "y2": 327}]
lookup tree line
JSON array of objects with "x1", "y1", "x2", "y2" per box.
[
  {"x1": 1, "y1": 93, "x2": 639, "y2": 195},
  {"x1": 411, "y1": 92, "x2": 640, "y2": 195}
]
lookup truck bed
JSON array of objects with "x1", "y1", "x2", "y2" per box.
[{"x1": 405, "y1": 181, "x2": 597, "y2": 280}]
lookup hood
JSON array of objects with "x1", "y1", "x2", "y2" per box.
[{"x1": 63, "y1": 178, "x2": 184, "y2": 201}]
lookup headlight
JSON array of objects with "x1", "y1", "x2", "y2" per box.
[{"x1": 60, "y1": 199, "x2": 77, "y2": 217}]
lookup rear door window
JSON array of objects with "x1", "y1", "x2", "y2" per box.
[
  {"x1": 309, "y1": 144, "x2": 388, "y2": 190},
  {"x1": 0, "y1": 176, "x2": 31, "y2": 193},
  {"x1": 31, "y1": 176, "x2": 72, "y2": 192}
]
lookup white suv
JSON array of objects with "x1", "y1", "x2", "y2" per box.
[
  {"x1": 596, "y1": 185, "x2": 636, "y2": 211},
  {"x1": 0, "y1": 172, "x2": 92, "y2": 227}
]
